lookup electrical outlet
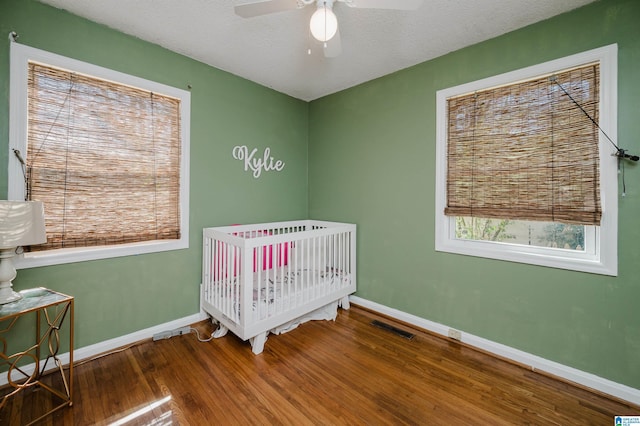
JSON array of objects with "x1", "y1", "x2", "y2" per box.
[{"x1": 448, "y1": 328, "x2": 462, "y2": 341}]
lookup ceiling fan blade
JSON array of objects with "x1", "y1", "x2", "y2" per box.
[
  {"x1": 235, "y1": 0, "x2": 303, "y2": 18},
  {"x1": 323, "y1": 28, "x2": 342, "y2": 58},
  {"x1": 344, "y1": 0, "x2": 423, "y2": 10}
]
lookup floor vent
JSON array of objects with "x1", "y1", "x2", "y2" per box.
[{"x1": 371, "y1": 320, "x2": 415, "y2": 340}]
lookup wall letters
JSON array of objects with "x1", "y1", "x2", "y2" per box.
[{"x1": 232, "y1": 145, "x2": 285, "y2": 179}]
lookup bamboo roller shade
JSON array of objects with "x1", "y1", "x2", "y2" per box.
[
  {"x1": 26, "y1": 62, "x2": 182, "y2": 251},
  {"x1": 445, "y1": 64, "x2": 601, "y2": 226}
]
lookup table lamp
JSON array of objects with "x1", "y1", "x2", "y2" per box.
[{"x1": 0, "y1": 200, "x2": 47, "y2": 304}]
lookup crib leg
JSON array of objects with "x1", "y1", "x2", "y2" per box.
[
  {"x1": 212, "y1": 323, "x2": 229, "y2": 338},
  {"x1": 250, "y1": 332, "x2": 268, "y2": 355},
  {"x1": 339, "y1": 295, "x2": 350, "y2": 310}
]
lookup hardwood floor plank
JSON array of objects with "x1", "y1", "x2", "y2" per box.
[{"x1": 1, "y1": 305, "x2": 637, "y2": 425}]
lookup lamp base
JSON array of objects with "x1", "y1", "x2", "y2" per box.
[
  {"x1": 0, "y1": 248, "x2": 21, "y2": 304},
  {"x1": 0, "y1": 288, "x2": 22, "y2": 304}
]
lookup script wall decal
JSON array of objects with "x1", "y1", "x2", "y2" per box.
[{"x1": 232, "y1": 145, "x2": 285, "y2": 179}]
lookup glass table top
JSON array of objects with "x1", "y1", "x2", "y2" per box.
[{"x1": 0, "y1": 288, "x2": 72, "y2": 318}]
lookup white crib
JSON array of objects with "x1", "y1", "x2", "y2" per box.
[{"x1": 201, "y1": 220, "x2": 356, "y2": 354}]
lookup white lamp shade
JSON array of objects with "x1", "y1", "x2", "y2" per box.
[
  {"x1": 310, "y1": 6, "x2": 338, "y2": 42},
  {"x1": 0, "y1": 201, "x2": 47, "y2": 249}
]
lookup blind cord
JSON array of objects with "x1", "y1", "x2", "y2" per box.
[
  {"x1": 621, "y1": 160, "x2": 627, "y2": 197},
  {"x1": 12, "y1": 148, "x2": 29, "y2": 200},
  {"x1": 550, "y1": 76, "x2": 637, "y2": 197},
  {"x1": 30, "y1": 70, "x2": 77, "y2": 165}
]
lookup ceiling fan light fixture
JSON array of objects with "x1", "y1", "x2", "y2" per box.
[{"x1": 310, "y1": 5, "x2": 338, "y2": 42}]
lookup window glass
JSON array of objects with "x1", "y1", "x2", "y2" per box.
[
  {"x1": 435, "y1": 45, "x2": 617, "y2": 276},
  {"x1": 455, "y1": 218, "x2": 586, "y2": 252}
]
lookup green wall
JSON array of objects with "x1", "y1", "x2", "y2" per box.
[
  {"x1": 0, "y1": 1, "x2": 308, "y2": 348},
  {"x1": 1, "y1": 0, "x2": 638, "y2": 393},
  {"x1": 309, "y1": 0, "x2": 640, "y2": 389}
]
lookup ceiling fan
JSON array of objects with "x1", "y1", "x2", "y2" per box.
[{"x1": 234, "y1": 0, "x2": 423, "y2": 57}]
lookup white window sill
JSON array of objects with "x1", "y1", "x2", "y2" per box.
[{"x1": 15, "y1": 238, "x2": 189, "y2": 269}]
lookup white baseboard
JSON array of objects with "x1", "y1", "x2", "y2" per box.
[
  {"x1": 350, "y1": 295, "x2": 640, "y2": 406},
  {"x1": 1, "y1": 311, "x2": 208, "y2": 387}
]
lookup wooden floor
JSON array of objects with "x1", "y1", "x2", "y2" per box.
[{"x1": 2, "y1": 306, "x2": 638, "y2": 425}]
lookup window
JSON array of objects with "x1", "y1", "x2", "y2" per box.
[
  {"x1": 9, "y1": 43, "x2": 190, "y2": 267},
  {"x1": 435, "y1": 45, "x2": 617, "y2": 276}
]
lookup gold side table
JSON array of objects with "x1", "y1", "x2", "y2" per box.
[{"x1": 0, "y1": 288, "x2": 74, "y2": 425}]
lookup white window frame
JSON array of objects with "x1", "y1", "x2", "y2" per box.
[
  {"x1": 435, "y1": 44, "x2": 618, "y2": 276},
  {"x1": 8, "y1": 43, "x2": 190, "y2": 268}
]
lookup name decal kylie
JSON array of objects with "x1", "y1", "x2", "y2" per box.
[{"x1": 232, "y1": 145, "x2": 285, "y2": 179}]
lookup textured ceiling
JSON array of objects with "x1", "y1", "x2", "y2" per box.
[{"x1": 38, "y1": 0, "x2": 596, "y2": 101}]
